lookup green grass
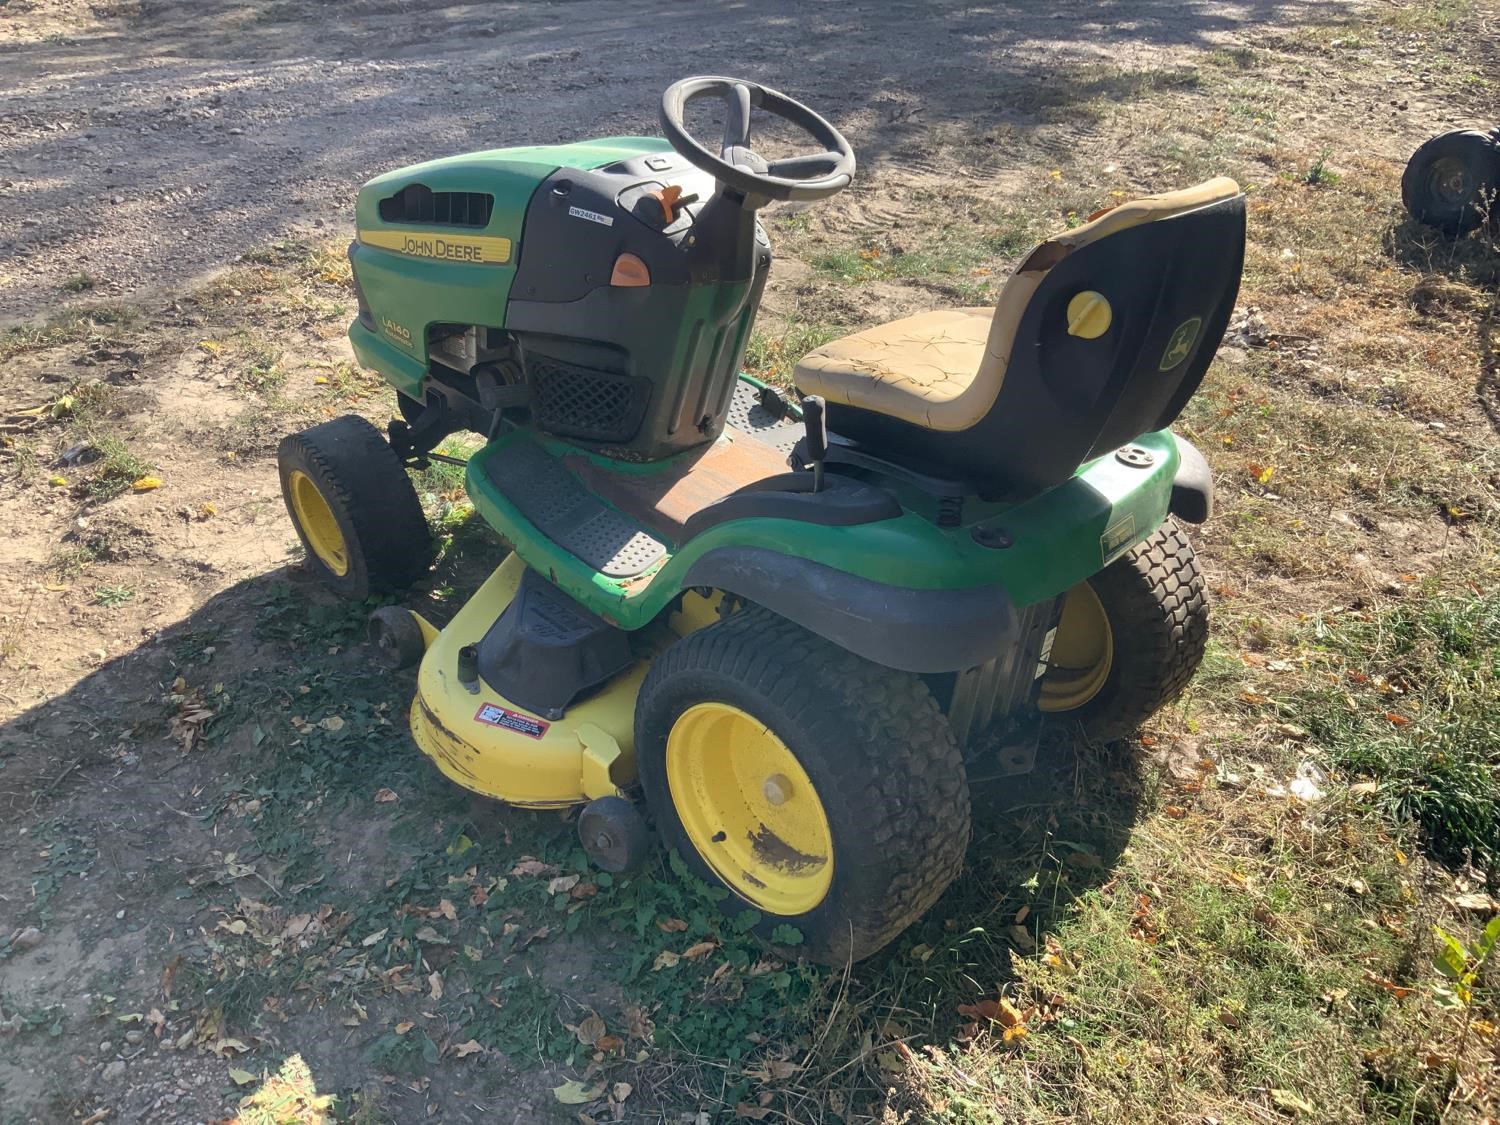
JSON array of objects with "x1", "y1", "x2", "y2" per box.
[
  {"x1": 0, "y1": 995, "x2": 66, "y2": 1039},
  {"x1": 808, "y1": 216, "x2": 1041, "y2": 291},
  {"x1": 82, "y1": 434, "x2": 153, "y2": 500},
  {"x1": 0, "y1": 305, "x2": 137, "y2": 364},
  {"x1": 93, "y1": 584, "x2": 135, "y2": 608},
  {"x1": 1303, "y1": 147, "x2": 1341, "y2": 188},
  {"x1": 1289, "y1": 590, "x2": 1500, "y2": 869},
  {"x1": 159, "y1": 577, "x2": 1495, "y2": 1122},
  {"x1": 743, "y1": 318, "x2": 845, "y2": 386}
]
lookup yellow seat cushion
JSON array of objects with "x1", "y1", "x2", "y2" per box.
[{"x1": 792, "y1": 308, "x2": 990, "y2": 428}]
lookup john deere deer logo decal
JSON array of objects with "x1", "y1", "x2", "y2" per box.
[{"x1": 1159, "y1": 317, "x2": 1203, "y2": 371}]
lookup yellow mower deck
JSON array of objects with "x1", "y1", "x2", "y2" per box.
[
  {"x1": 410, "y1": 555, "x2": 645, "y2": 807},
  {"x1": 409, "y1": 555, "x2": 719, "y2": 808}
]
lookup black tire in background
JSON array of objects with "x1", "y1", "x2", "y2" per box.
[
  {"x1": 635, "y1": 609, "x2": 970, "y2": 966},
  {"x1": 1401, "y1": 129, "x2": 1500, "y2": 236},
  {"x1": 277, "y1": 414, "x2": 434, "y2": 600},
  {"x1": 1044, "y1": 521, "x2": 1209, "y2": 743}
]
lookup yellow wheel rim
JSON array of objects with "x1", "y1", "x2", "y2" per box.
[
  {"x1": 288, "y1": 470, "x2": 350, "y2": 577},
  {"x1": 665, "y1": 702, "x2": 834, "y2": 916},
  {"x1": 1039, "y1": 581, "x2": 1114, "y2": 712}
]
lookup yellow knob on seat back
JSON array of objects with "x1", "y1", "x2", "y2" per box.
[{"x1": 1066, "y1": 290, "x2": 1113, "y2": 339}]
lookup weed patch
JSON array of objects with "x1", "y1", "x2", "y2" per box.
[{"x1": 1289, "y1": 590, "x2": 1500, "y2": 870}]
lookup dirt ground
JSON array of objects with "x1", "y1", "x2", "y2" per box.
[
  {"x1": 6, "y1": 0, "x2": 1467, "y2": 324},
  {"x1": 2, "y1": 1, "x2": 1497, "y2": 1123}
]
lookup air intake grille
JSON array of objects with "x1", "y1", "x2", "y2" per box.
[
  {"x1": 378, "y1": 184, "x2": 494, "y2": 227},
  {"x1": 530, "y1": 359, "x2": 649, "y2": 445}
]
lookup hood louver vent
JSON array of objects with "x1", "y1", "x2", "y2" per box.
[{"x1": 378, "y1": 184, "x2": 494, "y2": 228}]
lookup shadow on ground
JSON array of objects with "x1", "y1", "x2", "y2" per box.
[
  {"x1": 1, "y1": 0, "x2": 1360, "y2": 321},
  {"x1": 0, "y1": 513, "x2": 1145, "y2": 1120}
]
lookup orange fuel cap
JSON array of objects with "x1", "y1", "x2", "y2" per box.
[{"x1": 610, "y1": 253, "x2": 651, "y2": 287}]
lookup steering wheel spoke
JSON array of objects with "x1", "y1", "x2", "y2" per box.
[{"x1": 720, "y1": 81, "x2": 754, "y2": 157}]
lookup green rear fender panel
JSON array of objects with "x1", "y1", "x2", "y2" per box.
[
  {"x1": 348, "y1": 136, "x2": 673, "y2": 395},
  {"x1": 466, "y1": 428, "x2": 1182, "y2": 668}
]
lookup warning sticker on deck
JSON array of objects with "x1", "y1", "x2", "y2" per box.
[{"x1": 474, "y1": 703, "x2": 550, "y2": 739}]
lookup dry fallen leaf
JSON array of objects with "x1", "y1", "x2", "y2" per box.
[
  {"x1": 373, "y1": 788, "x2": 398, "y2": 803},
  {"x1": 1248, "y1": 462, "x2": 1276, "y2": 485},
  {"x1": 228, "y1": 1067, "x2": 257, "y2": 1086},
  {"x1": 131, "y1": 475, "x2": 163, "y2": 492},
  {"x1": 682, "y1": 941, "x2": 717, "y2": 959},
  {"x1": 394, "y1": 1021, "x2": 415, "y2": 1035},
  {"x1": 1270, "y1": 1088, "x2": 1317, "y2": 1116},
  {"x1": 652, "y1": 950, "x2": 681, "y2": 971},
  {"x1": 547, "y1": 874, "x2": 581, "y2": 896},
  {"x1": 657, "y1": 917, "x2": 689, "y2": 933},
  {"x1": 427, "y1": 972, "x2": 443, "y2": 1001},
  {"x1": 552, "y1": 1079, "x2": 604, "y2": 1105},
  {"x1": 452, "y1": 1039, "x2": 484, "y2": 1058},
  {"x1": 574, "y1": 1013, "x2": 606, "y2": 1046}
]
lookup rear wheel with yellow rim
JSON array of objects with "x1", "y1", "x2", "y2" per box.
[
  {"x1": 1039, "y1": 520, "x2": 1207, "y2": 742},
  {"x1": 277, "y1": 415, "x2": 433, "y2": 600},
  {"x1": 636, "y1": 609, "x2": 970, "y2": 966}
]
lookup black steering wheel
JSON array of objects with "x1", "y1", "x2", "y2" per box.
[{"x1": 659, "y1": 76, "x2": 856, "y2": 203}]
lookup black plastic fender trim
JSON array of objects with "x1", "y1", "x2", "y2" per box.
[
  {"x1": 1170, "y1": 435, "x2": 1213, "y2": 524},
  {"x1": 680, "y1": 546, "x2": 1017, "y2": 674}
]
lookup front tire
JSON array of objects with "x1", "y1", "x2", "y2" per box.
[
  {"x1": 1039, "y1": 521, "x2": 1208, "y2": 742},
  {"x1": 635, "y1": 609, "x2": 970, "y2": 965},
  {"x1": 277, "y1": 415, "x2": 434, "y2": 600}
]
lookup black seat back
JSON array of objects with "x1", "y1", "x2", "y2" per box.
[{"x1": 826, "y1": 190, "x2": 1246, "y2": 500}]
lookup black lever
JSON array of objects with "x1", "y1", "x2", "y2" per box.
[{"x1": 803, "y1": 395, "x2": 827, "y2": 493}]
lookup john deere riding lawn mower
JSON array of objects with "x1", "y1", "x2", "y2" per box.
[{"x1": 278, "y1": 76, "x2": 1244, "y2": 964}]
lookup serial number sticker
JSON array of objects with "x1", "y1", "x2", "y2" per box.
[
  {"x1": 567, "y1": 205, "x2": 614, "y2": 227},
  {"x1": 1100, "y1": 514, "x2": 1138, "y2": 566},
  {"x1": 474, "y1": 702, "x2": 550, "y2": 740}
]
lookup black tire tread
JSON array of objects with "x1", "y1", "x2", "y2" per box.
[
  {"x1": 636, "y1": 608, "x2": 970, "y2": 964},
  {"x1": 278, "y1": 414, "x2": 433, "y2": 599},
  {"x1": 1065, "y1": 520, "x2": 1208, "y2": 742}
]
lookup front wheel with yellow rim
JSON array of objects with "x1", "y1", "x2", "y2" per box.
[
  {"x1": 1039, "y1": 520, "x2": 1208, "y2": 743},
  {"x1": 636, "y1": 609, "x2": 970, "y2": 966},
  {"x1": 277, "y1": 415, "x2": 433, "y2": 600}
]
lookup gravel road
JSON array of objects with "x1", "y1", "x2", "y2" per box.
[{"x1": 0, "y1": 0, "x2": 1318, "y2": 325}]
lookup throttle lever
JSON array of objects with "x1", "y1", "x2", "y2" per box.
[{"x1": 802, "y1": 394, "x2": 827, "y2": 493}]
